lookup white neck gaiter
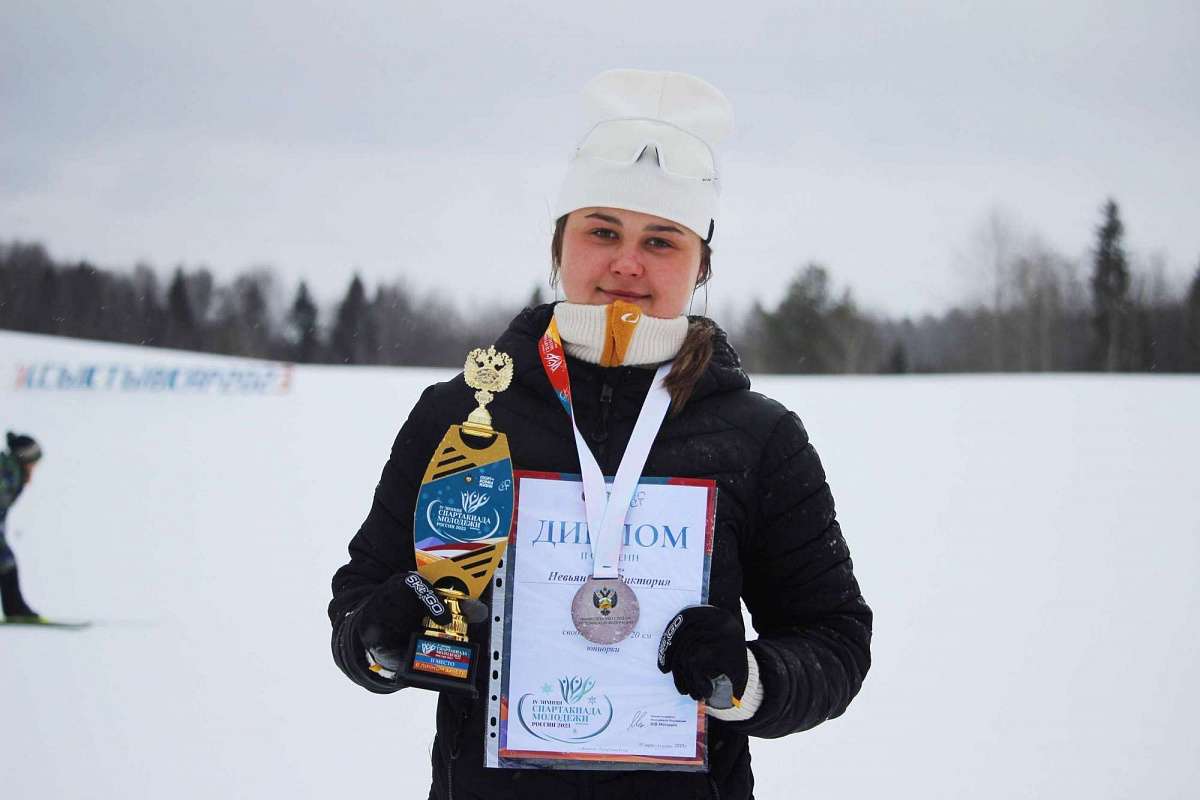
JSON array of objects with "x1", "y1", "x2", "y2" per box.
[{"x1": 553, "y1": 302, "x2": 688, "y2": 367}]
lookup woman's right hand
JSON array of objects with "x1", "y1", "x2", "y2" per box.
[
  {"x1": 353, "y1": 571, "x2": 452, "y2": 680},
  {"x1": 355, "y1": 572, "x2": 490, "y2": 677},
  {"x1": 357, "y1": 571, "x2": 453, "y2": 651}
]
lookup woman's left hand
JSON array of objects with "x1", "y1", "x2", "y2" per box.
[{"x1": 657, "y1": 605, "x2": 748, "y2": 705}]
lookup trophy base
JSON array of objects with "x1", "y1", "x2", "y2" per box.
[{"x1": 400, "y1": 631, "x2": 480, "y2": 697}]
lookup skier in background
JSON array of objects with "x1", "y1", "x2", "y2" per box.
[{"x1": 1, "y1": 432, "x2": 43, "y2": 621}]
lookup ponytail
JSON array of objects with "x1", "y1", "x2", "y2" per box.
[{"x1": 664, "y1": 318, "x2": 716, "y2": 414}]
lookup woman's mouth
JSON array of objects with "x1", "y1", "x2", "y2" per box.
[{"x1": 599, "y1": 288, "x2": 650, "y2": 301}]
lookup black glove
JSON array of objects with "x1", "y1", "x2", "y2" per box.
[
  {"x1": 357, "y1": 571, "x2": 454, "y2": 650},
  {"x1": 657, "y1": 605, "x2": 748, "y2": 707},
  {"x1": 357, "y1": 572, "x2": 489, "y2": 670}
]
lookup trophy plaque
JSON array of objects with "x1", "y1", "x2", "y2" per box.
[{"x1": 399, "y1": 347, "x2": 515, "y2": 696}]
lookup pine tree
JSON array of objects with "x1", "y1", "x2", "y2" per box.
[
  {"x1": 1185, "y1": 260, "x2": 1200, "y2": 372},
  {"x1": 287, "y1": 281, "x2": 321, "y2": 363},
  {"x1": 330, "y1": 274, "x2": 373, "y2": 365},
  {"x1": 884, "y1": 340, "x2": 909, "y2": 374},
  {"x1": 187, "y1": 269, "x2": 215, "y2": 330},
  {"x1": 38, "y1": 264, "x2": 63, "y2": 334},
  {"x1": 166, "y1": 267, "x2": 197, "y2": 350},
  {"x1": 132, "y1": 264, "x2": 167, "y2": 346},
  {"x1": 0, "y1": 243, "x2": 48, "y2": 332},
  {"x1": 754, "y1": 263, "x2": 844, "y2": 373},
  {"x1": 236, "y1": 274, "x2": 271, "y2": 358},
  {"x1": 371, "y1": 282, "x2": 422, "y2": 365},
  {"x1": 1090, "y1": 199, "x2": 1131, "y2": 371},
  {"x1": 527, "y1": 285, "x2": 546, "y2": 309}
]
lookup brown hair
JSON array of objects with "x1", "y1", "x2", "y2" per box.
[{"x1": 550, "y1": 214, "x2": 717, "y2": 413}]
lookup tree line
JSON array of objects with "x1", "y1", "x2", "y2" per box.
[
  {"x1": 738, "y1": 200, "x2": 1199, "y2": 373},
  {"x1": 2, "y1": 199, "x2": 1198, "y2": 373},
  {"x1": 0, "y1": 249, "x2": 515, "y2": 368}
]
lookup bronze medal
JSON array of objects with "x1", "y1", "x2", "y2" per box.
[{"x1": 570, "y1": 577, "x2": 640, "y2": 644}]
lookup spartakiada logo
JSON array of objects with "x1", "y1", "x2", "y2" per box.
[
  {"x1": 516, "y1": 675, "x2": 614, "y2": 743},
  {"x1": 426, "y1": 487, "x2": 503, "y2": 543},
  {"x1": 460, "y1": 490, "x2": 489, "y2": 514}
]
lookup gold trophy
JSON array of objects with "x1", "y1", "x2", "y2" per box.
[{"x1": 400, "y1": 347, "x2": 515, "y2": 695}]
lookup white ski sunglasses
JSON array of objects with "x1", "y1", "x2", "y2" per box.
[{"x1": 573, "y1": 118, "x2": 719, "y2": 183}]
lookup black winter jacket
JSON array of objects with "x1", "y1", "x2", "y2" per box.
[
  {"x1": 0, "y1": 452, "x2": 26, "y2": 521},
  {"x1": 329, "y1": 303, "x2": 871, "y2": 800}
]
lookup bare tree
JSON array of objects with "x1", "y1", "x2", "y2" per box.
[
  {"x1": 966, "y1": 207, "x2": 1023, "y2": 370},
  {"x1": 1009, "y1": 238, "x2": 1072, "y2": 371}
]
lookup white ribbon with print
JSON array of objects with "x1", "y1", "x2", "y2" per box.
[{"x1": 564, "y1": 363, "x2": 672, "y2": 579}]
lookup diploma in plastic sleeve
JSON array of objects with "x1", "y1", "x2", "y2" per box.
[{"x1": 485, "y1": 472, "x2": 716, "y2": 770}]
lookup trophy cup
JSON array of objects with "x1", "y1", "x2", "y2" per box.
[{"x1": 399, "y1": 347, "x2": 515, "y2": 696}]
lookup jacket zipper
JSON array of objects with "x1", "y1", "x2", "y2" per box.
[
  {"x1": 593, "y1": 380, "x2": 614, "y2": 462},
  {"x1": 446, "y1": 706, "x2": 469, "y2": 800}
]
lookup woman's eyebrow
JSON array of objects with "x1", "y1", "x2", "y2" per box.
[
  {"x1": 585, "y1": 212, "x2": 622, "y2": 225},
  {"x1": 583, "y1": 213, "x2": 682, "y2": 235}
]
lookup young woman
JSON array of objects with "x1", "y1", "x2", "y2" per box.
[{"x1": 329, "y1": 70, "x2": 871, "y2": 800}]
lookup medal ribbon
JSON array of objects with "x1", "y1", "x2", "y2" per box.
[{"x1": 540, "y1": 315, "x2": 672, "y2": 579}]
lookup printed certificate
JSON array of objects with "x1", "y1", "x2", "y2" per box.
[{"x1": 485, "y1": 471, "x2": 716, "y2": 770}]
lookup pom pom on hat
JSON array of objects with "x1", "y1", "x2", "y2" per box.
[{"x1": 555, "y1": 69, "x2": 734, "y2": 241}]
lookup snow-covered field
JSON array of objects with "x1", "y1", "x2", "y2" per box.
[{"x1": 2, "y1": 330, "x2": 1197, "y2": 799}]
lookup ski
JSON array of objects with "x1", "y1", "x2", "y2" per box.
[{"x1": 0, "y1": 617, "x2": 92, "y2": 630}]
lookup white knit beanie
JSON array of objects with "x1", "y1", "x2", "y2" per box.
[{"x1": 554, "y1": 69, "x2": 734, "y2": 241}]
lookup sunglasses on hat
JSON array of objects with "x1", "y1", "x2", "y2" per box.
[{"x1": 573, "y1": 119, "x2": 719, "y2": 183}]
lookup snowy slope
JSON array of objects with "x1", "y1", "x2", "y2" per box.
[{"x1": 1, "y1": 330, "x2": 1197, "y2": 799}]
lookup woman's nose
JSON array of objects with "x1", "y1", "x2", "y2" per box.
[{"x1": 610, "y1": 247, "x2": 644, "y2": 277}]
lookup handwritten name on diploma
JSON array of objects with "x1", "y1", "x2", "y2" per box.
[{"x1": 545, "y1": 571, "x2": 673, "y2": 589}]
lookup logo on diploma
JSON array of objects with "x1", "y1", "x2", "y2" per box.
[{"x1": 516, "y1": 675, "x2": 615, "y2": 743}]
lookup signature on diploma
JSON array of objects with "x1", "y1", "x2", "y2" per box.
[{"x1": 627, "y1": 709, "x2": 648, "y2": 731}]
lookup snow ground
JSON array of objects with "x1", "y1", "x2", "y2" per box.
[{"x1": 1, "y1": 330, "x2": 1197, "y2": 799}]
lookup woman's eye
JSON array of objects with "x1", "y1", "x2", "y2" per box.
[
  {"x1": 645, "y1": 237, "x2": 674, "y2": 249},
  {"x1": 590, "y1": 228, "x2": 618, "y2": 240}
]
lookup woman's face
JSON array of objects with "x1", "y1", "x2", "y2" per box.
[{"x1": 559, "y1": 207, "x2": 703, "y2": 318}]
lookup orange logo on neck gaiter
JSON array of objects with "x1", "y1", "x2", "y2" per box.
[{"x1": 600, "y1": 300, "x2": 642, "y2": 367}]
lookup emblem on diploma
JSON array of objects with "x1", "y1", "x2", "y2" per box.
[{"x1": 400, "y1": 346, "x2": 515, "y2": 696}]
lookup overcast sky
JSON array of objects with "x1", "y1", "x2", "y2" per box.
[{"x1": 3, "y1": 1, "x2": 1197, "y2": 318}]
